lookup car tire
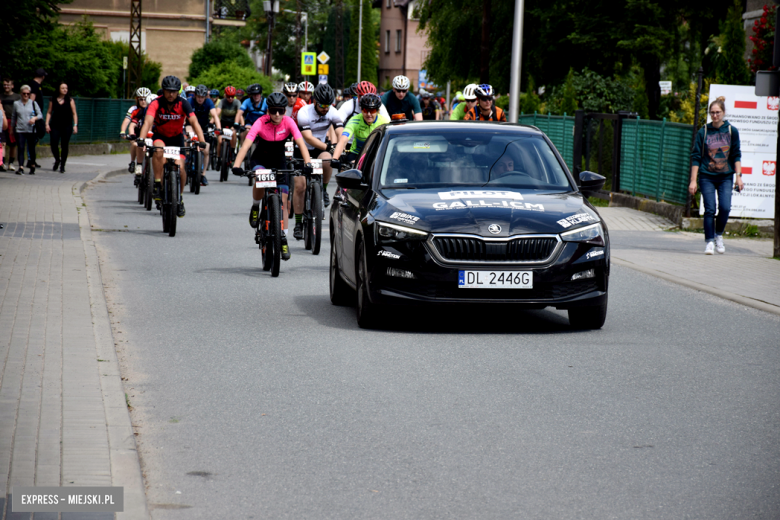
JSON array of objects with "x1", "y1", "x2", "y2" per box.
[
  {"x1": 568, "y1": 296, "x2": 607, "y2": 330},
  {"x1": 330, "y1": 233, "x2": 352, "y2": 306},
  {"x1": 356, "y1": 241, "x2": 379, "y2": 328}
]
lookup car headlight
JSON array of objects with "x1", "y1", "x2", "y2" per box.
[
  {"x1": 560, "y1": 223, "x2": 604, "y2": 245},
  {"x1": 376, "y1": 221, "x2": 428, "y2": 242}
]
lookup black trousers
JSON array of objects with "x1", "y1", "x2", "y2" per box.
[
  {"x1": 50, "y1": 127, "x2": 73, "y2": 165},
  {"x1": 17, "y1": 132, "x2": 36, "y2": 166}
]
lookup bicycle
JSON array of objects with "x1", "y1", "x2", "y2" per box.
[
  {"x1": 219, "y1": 128, "x2": 235, "y2": 182},
  {"x1": 184, "y1": 133, "x2": 202, "y2": 195},
  {"x1": 291, "y1": 157, "x2": 326, "y2": 255},
  {"x1": 206, "y1": 124, "x2": 218, "y2": 171},
  {"x1": 145, "y1": 143, "x2": 204, "y2": 237}
]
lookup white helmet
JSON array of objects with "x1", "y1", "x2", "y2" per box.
[
  {"x1": 146, "y1": 93, "x2": 157, "y2": 104},
  {"x1": 462, "y1": 84, "x2": 478, "y2": 101},
  {"x1": 135, "y1": 87, "x2": 152, "y2": 98},
  {"x1": 297, "y1": 81, "x2": 314, "y2": 93},
  {"x1": 283, "y1": 82, "x2": 298, "y2": 94},
  {"x1": 185, "y1": 85, "x2": 196, "y2": 93},
  {"x1": 392, "y1": 75, "x2": 410, "y2": 90}
]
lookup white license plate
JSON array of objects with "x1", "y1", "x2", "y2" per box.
[
  {"x1": 458, "y1": 270, "x2": 533, "y2": 289},
  {"x1": 311, "y1": 158, "x2": 323, "y2": 175},
  {"x1": 163, "y1": 147, "x2": 180, "y2": 159},
  {"x1": 255, "y1": 170, "x2": 277, "y2": 188}
]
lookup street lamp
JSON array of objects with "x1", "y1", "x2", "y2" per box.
[{"x1": 263, "y1": 0, "x2": 280, "y2": 76}]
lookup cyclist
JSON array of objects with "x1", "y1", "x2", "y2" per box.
[
  {"x1": 450, "y1": 84, "x2": 477, "y2": 121},
  {"x1": 283, "y1": 82, "x2": 298, "y2": 117},
  {"x1": 184, "y1": 85, "x2": 196, "y2": 101},
  {"x1": 235, "y1": 83, "x2": 267, "y2": 149},
  {"x1": 126, "y1": 92, "x2": 158, "y2": 182},
  {"x1": 120, "y1": 87, "x2": 152, "y2": 174},
  {"x1": 187, "y1": 84, "x2": 221, "y2": 185},
  {"x1": 338, "y1": 80, "x2": 389, "y2": 125},
  {"x1": 336, "y1": 82, "x2": 357, "y2": 110},
  {"x1": 136, "y1": 75, "x2": 206, "y2": 217},
  {"x1": 292, "y1": 81, "x2": 314, "y2": 124},
  {"x1": 419, "y1": 90, "x2": 441, "y2": 120},
  {"x1": 232, "y1": 92, "x2": 312, "y2": 261},
  {"x1": 332, "y1": 93, "x2": 389, "y2": 167},
  {"x1": 381, "y1": 75, "x2": 422, "y2": 121},
  {"x1": 294, "y1": 83, "x2": 344, "y2": 236},
  {"x1": 216, "y1": 85, "x2": 241, "y2": 163},
  {"x1": 464, "y1": 84, "x2": 506, "y2": 121},
  {"x1": 209, "y1": 89, "x2": 220, "y2": 105},
  {"x1": 236, "y1": 88, "x2": 246, "y2": 103}
]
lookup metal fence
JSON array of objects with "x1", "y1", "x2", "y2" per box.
[
  {"x1": 37, "y1": 97, "x2": 135, "y2": 146},
  {"x1": 519, "y1": 113, "x2": 575, "y2": 171},
  {"x1": 619, "y1": 118, "x2": 694, "y2": 205}
]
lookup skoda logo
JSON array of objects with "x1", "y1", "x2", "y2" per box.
[{"x1": 488, "y1": 224, "x2": 501, "y2": 235}]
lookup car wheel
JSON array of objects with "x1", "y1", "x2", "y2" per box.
[
  {"x1": 330, "y1": 231, "x2": 352, "y2": 306},
  {"x1": 356, "y1": 241, "x2": 379, "y2": 328},
  {"x1": 568, "y1": 296, "x2": 607, "y2": 330}
]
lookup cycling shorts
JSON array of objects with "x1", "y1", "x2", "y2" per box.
[
  {"x1": 251, "y1": 164, "x2": 289, "y2": 194},
  {"x1": 293, "y1": 147, "x2": 325, "y2": 160},
  {"x1": 152, "y1": 133, "x2": 185, "y2": 160}
]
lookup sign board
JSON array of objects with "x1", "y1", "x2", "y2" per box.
[
  {"x1": 301, "y1": 52, "x2": 316, "y2": 76},
  {"x1": 318, "y1": 75, "x2": 328, "y2": 85},
  {"x1": 123, "y1": 57, "x2": 128, "y2": 70},
  {"x1": 317, "y1": 51, "x2": 330, "y2": 64},
  {"x1": 659, "y1": 81, "x2": 672, "y2": 95},
  {"x1": 318, "y1": 64, "x2": 329, "y2": 75},
  {"x1": 703, "y1": 84, "x2": 776, "y2": 219},
  {"x1": 418, "y1": 69, "x2": 432, "y2": 91}
]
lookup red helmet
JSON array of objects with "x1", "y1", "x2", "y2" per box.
[
  {"x1": 355, "y1": 81, "x2": 377, "y2": 97},
  {"x1": 224, "y1": 85, "x2": 236, "y2": 97}
]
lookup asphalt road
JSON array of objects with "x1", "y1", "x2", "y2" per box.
[{"x1": 85, "y1": 171, "x2": 780, "y2": 519}]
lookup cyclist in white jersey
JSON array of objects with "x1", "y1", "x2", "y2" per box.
[{"x1": 337, "y1": 81, "x2": 389, "y2": 125}]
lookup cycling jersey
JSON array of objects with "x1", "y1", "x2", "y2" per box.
[
  {"x1": 218, "y1": 98, "x2": 241, "y2": 127},
  {"x1": 337, "y1": 98, "x2": 390, "y2": 125},
  {"x1": 381, "y1": 91, "x2": 422, "y2": 120},
  {"x1": 190, "y1": 97, "x2": 215, "y2": 128},
  {"x1": 464, "y1": 105, "x2": 507, "y2": 122},
  {"x1": 246, "y1": 114, "x2": 302, "y2": 170},
  {"x1": 145, "y1": 97, "x2": 194, "y2": 137},
  {"x1": 420, "y1": 99, "x2": 440, "y2": 120},
  {"x1": 341, "y1": 113, "x2": 390, "y2": 154},
  {"x1": 292, "y1": 98, "x2": 309, "y2": 124},
  {"x1": 296, "y1": 104, "x2": 344, "y2": 151},
  {"x1": 130, "y1": 105, "x2": 148, "y2": 127},
  {"x1": 240, "y1": 97, "x2": 268, "y2": 125},
  {"x1": 125, "y1": 105, "x2": 142, "y2": 121},
  {"x1": 450, "y1": 101, "x2": 470, "y2": 121}
]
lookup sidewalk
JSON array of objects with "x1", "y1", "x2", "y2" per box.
[
  {"x1": 0, "y1": 155, "x2": 148, "y2": 519},
  {"x1": 600, "y1": 206, "x2": 780, "y2": 315}
]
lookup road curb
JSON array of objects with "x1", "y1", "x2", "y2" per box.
[
  {"x1": 612, "y1": 257, "x2": 780, "y2": 317},
  {"x1": 74, "y1": 173, "x2": 151, "y2": 519}
]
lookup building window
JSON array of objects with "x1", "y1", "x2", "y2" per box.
[
  {"x1": 386, "y1": 0, "x2": 391, "y2": 8},
  {"x1": 385, "y1": 30, "x2": 390, "y2": 53},
  {"x1": 396, "y1": 29, "x2": 402, "y2": 53}
]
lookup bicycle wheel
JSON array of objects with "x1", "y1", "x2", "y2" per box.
[
  {"x1": 303, "y1": 183, "x2": 313, "y2": 251},
  {"x1": 310, "y1": 181, "x2": 323, "y2": 255},
  {"x1": 168, "y1": 168, "x2": 178, "y2": 237},
  {"x1": 137, "y1": 171, "x2": 144, "y2": 204},
  {"x1": 144, "y1": 161, "x2": 153, "y2": 211},
  {"x1": 188, "y1": 153, "x2": 197, "y2": 193},
  {"x1": 268, "y1": 194, "x2": 282, "y2": 277},
  {"x1": 193, "y1": 152, "x2": 202, "y2": 195},
  {"x1": 220, "y1": 145, "x2": 229, "y2": 182}
]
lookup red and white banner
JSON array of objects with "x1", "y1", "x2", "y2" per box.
[{"x1": 706, "y1": 84, "x2": 776, "y2": 219}]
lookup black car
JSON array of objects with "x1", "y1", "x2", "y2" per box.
[{"x1": 329, "y1": 121, "x2": 609, "y2": 329}]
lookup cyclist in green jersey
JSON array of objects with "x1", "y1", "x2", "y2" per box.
[
  {"x1": 450, "y1": 84, "x2": 477, "y2": 121},
  {"x1": 332, "y1": 94, "x2": 389, "y2": 167}
]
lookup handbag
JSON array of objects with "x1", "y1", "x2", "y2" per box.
[{"x1": 33, "y1": 103, "x2": 45, "y2": 139}]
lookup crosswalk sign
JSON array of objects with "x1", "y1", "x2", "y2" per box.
[{"x1": 301, "y1": 52, "x2": 316, "y2": 75}]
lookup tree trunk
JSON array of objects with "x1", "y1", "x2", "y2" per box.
[
  {"x1": 480, "y1": 0, "x2": 490, "y2": 84},
  {"x1": 644, "y1": 58, "x2": 661, "y2": 120}
]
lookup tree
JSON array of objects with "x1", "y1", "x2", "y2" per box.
[
  {"x1": 749, "y1": 4, "x2": 777, "y2": 74},
  {"x1": 0, "y1": 0, "x2": 68, "y2": 79},
  {"x1": 561, "y1": 68, "x2": 578, "y2": 114},
  {"x1": 345, "y1": 0, "x2": 378, "y2": 85},
  {"x1": 718, "y1": 0, "x2": 751, "y2": 85},
  {"x1": 190, "y1": 61, "x2": 273, "y2": 94},
  {"x1": 188, "y1": 39, "x2": 256, "y2": 81}
]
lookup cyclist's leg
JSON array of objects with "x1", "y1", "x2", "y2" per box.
[
  {"x1": 152, "y1": 139, "x2": 166, "y2": 182},
  {"x1": 319, "y1": 150, "x2": 333, "y2": 185},
  {"x1": 201, "y1": 142, "x2": 209, "y2": 171}
]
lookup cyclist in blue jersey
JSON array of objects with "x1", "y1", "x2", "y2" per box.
[
  {"x1": 235, "y1": 83, "x2": 267, "y2": 148},
  {"x1": 186, "y1": 84, "x2": 220, "y2": 185}
]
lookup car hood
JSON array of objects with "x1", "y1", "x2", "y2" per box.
[{"x1": 373, "y1": 188, "x2": 601, "y2": 236}]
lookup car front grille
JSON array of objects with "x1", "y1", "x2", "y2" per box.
[{"x1": 431, "y1": 236, "x2": 559, "y2": 264}]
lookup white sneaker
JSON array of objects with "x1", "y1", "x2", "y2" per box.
[
  {"x1": 7, "y1": 164, "x2": 15, "y2": 171},
  {"x1": 715, "y1": 236, "x2": 725, "y2": 254},
  {"x1": 704, "y1": 241, "x2": 715, "y2": 255}
]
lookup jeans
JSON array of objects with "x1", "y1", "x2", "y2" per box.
[
  {"x1": 699, "y1": 173, "x2": 733, "y2": 241},
  {"x1": 16, "y1": 132, "x2": 36, "y2": 168},
  {"x1": 50, "y1": 127, "x2": 73, "y2": 166}
]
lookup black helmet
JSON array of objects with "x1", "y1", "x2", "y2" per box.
[
  {"x1": 313, "y1": 83, "x2": 335, "y2": 106},
  {"x1": 161, "y1": 75, "x2": 181, "y2": 91},
  {"x1": 359, "y1": 93, "x2": 382, "y2": 110},
  {"x1": 195, "y1": 84, "x2": 209, "y2": 96},
  {"x1": 266, "y1": 92, "x2": 288, "y2": 108},
  {"x1": 350, "y1": 82, "x2": 359, "y2": 96},
  {"x1": 156, "y1": 88, "x2": 163, "y2": 96},
  {"x1": 247, "y1": 83, "x2": 263, "y2": 95}
]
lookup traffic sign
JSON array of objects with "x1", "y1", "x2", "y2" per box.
[
  {"x1": 317, "y1": 51, "x2": 330, "y2": 64},
  {"x1": 318, "y1": 64, "x2": 329, "y2": 75},
  {"x1": 301, "y1": 52, "x2": 316, "y2": 76},
  {"x1": 318, "y1": 75, "x2": 328, "y2": 84}
]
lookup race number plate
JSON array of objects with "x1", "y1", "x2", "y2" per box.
[
  {"x1": 311, "y1": 159, "x2": 323, "y2": 175},
  {"x1": 285, "y1": 141, "x2": 294, "y2": 157},
  {"x1": 163, "y1": 147, "x2": 180, "y2": 159},
  {"x1": 222, "y1": 128, "x2": 233, "y2": 138},
  {"x1": 254, "y1": 170, "x2": 277, "y2": 188},
  {"x1": 458, "y1": 271, "x2": 533, "y2": 289},
  {"x1": 144, "y1": 139, "x2": 154, "y2": 147}
]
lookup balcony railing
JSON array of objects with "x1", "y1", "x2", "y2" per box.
[{"x1": 213, "y1": 0, "x2": 251, "y2": 21}]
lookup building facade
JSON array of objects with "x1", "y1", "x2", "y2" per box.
[{"x1": 377, "y1": 0, "x2": 432, "y2": 92}]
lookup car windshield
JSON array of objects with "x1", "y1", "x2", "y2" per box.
[{"x1": 379, "y1": 131, "x2": 573, "y2": 191}]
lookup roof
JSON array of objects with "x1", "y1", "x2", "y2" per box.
[{"x1": 384, "y1": 121, "x2": 543, "y2": 135}]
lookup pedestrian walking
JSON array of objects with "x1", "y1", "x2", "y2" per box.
[
  {"x1": 1, "y1": 103, "x2": 6, "y2": 168},
  {"x1": 689, "y1": 96, "x2": 744, "y2": 255},
  {"x1": 0, "y1": 77, "x2": 20, "y2": 171},
  {"x1": 45, "y1": 82, "x2": 78, "y2": 173},
  {"x1": 11, "y1": 85, "x2": 42, "y2": 175}
]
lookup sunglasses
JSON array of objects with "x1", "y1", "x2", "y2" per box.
[
  {"x1": 477, "y1": 96, "x2": 493, "y2": 102},
  {"x1": 286, "y1": 94, "x2": 296, "y2": 97},
  {"x1": 361, "y1": 108, "x2": 378, "y2": 115},
  {"x1": 21, "y1": 93, "x2": 30, "y2": 96},
  {"x1": 394, "y1": 89, "x2": 408, "y2": 94},
  {"x1": 268, "y1": 107, "x2": 285, "y2": 115},
  {"x1": 226, "y1": 96, "x2": 234, "y2": 99},
  {"x1": 316, "y1": 103, "x2": 330, "y2": 110}
]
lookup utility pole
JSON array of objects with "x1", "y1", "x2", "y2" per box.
[
  {"x1": 295, "y1": 1, "x2": 302, "y2": 82},
  {"x1": 334, "y1": 0, "x2": 344, "y2": 90},
  {"x1": 686, "y1": 67, "x2": 703, "y2": 218},
  {"x1": 127, "y1": 0, "x2": 142, "y2": 99},
  {"x1": 507, "y1": 0, "x2": 524, "y2": 123},
  {"x1": 357, "y1": 0, "x2": 363, "y2": 83},
  {"x1": 205, "y1": 0, "x2": 211, "y2": 43}
]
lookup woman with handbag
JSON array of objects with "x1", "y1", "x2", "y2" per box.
[
  {"x1": 45, "y1": 82, "x2": 78, "y2": 173},
  {"x1": 11, "y1": 85, "x2": 42, "y2": 175}
]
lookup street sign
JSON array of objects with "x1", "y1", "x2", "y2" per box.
[
  {"x1": 123, "y1": 57, "x2": 128, "y2": 70},
  {"x1": 318, "y1": 75, "x2": 328, "y2": 84},
  {"x1": 659, "y1": 81, "x2": 672, "y2": 95},
  {"x1": 318, "y1": 64, "x2": 329, "y2": 75},
  {"x1": 317, "y1": 51, "x2": 330, "y2": 64},
  {"x1": 301, "y1": 52, "x2": 316, "y2": 76}
]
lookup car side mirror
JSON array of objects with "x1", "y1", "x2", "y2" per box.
[
  {"x1": 335, "y1": 169, "x2": 366, "y2": 190},
  {"x1": 578, "y1": 170, "x2": 606, "y2": 197}
]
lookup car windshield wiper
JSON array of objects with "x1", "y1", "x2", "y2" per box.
[{"x1": 383, "y1": 186, "x2": 418, "y2": 189}]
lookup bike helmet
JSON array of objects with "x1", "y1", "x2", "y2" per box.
[
  {"x1": 283, "y1": 82, "x2": 298, "y2": 94},
  {"x1": 455, "y1": 90, "x2": 464, "y2": 101},
  {"x1": 146, "y1": 93, "x2": 157, "y2": 104},
  {"x1": 156, "y1": 88, "x2": 163, "y2": 96},
  {"x1": 475, "y1": 84, "x2": 494, "y2": 98},
  {"x1": 392, "y1": 75, "x2": 410, "y2": 90},
  {"x1": 355, "y1": 81, "x2": 377, "y2": 97},
  {"x1": 224, "y1": 85, "x2": 236, "y2": 97},
  {"x1": 247, "y1": 83, "x2": 263, "y2": 95},
  {"x1": 209, "y1": 89, "x2": 220, "y2": 97},
  {"x1": 297, "y1": 81, "x2": 314, "y2": 93},
  {"x1": 313, "y1": 83, "x2": 335, "y2": 106},
  {"x1": 195, "y1": 84, "x2": 209, "y2": 97},
  {"x1": 266, "y1": 92, "x2": 288, "y2": 108},
  {"x1": 359, "y1": 93, "x2": 382, "y2": 111},
  {"x1": 135, "y1": 87, "x2": 151, "y2": 98},
  {"x1": 184, "y1": 85, "x2": 196, "y2": 94},
  {"x1": 236, "y1": 88, "x2": 245, "y2": 97},
  {"x1": 161, "y1": 75, "x2": 182, "y2": 91},
  {"x1": 462, "y1": 83, "x2": 478, "y2": 101},
  {"x1": 419, "y1": 90, "x2": 432, "y2": 99}
]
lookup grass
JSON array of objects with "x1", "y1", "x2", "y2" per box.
[{"x1": 588, "y1": 196, "x2": 609, "y2": 207}]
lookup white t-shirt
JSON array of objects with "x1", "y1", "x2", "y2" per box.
[{"x1": 296, "y1": 104, "x2": 345, "y2": 150}]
